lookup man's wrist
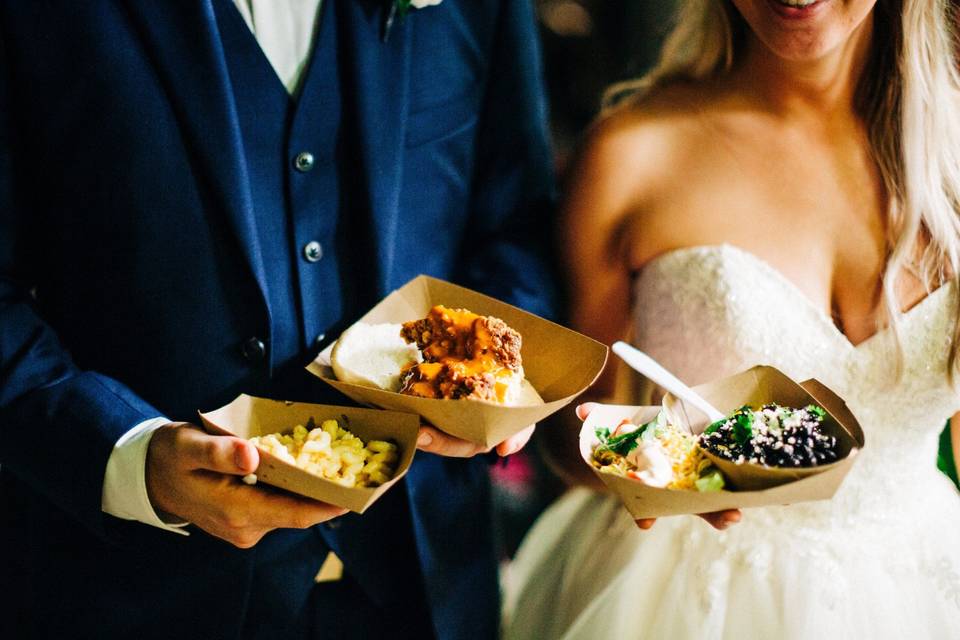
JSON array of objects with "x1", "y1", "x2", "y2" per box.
[{"x1": 102, "y1": 417, "x2": 190, "y2": 535}]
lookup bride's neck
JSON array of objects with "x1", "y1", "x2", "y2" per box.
[{"x1": 731, "y1": 17, "x2": 874, "y2": 122}]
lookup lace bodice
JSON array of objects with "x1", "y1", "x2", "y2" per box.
[{"x1": 633, "y1": 245, "x2": 960, "y2": 538}]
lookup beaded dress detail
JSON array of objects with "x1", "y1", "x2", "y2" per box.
[{"x1": 503, "y1": 244, "x2": 960, "y2": 639}]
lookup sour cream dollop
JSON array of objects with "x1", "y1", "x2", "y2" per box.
[{"x1": 625, "y1": 441, "x2": 674, "y2": 488}]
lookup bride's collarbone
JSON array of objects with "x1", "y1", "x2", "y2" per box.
[{"x1": 625, "y1": 201, "x2": 903, "y2": 345}]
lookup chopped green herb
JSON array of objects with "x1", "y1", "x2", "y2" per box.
[
  {"x1": 806, "y1": 404, "x2": 826, "y2": 420},
  {"x1": 732, "y1": 411, "x2": 754, "y2": 447},
  {"x1": 596, "y1": 428, "x2": 643, "y2": 456}
]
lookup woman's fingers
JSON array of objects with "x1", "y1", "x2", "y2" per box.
[
  {"x1": 576, "y1": 402, "x2": 599, "y2": 421},
  {"x1": 698, "y1": 509, "x2": 741, "y2": 530},
  {"x1": 636, "y1": 510, "x2": 742, "y2": 532}
]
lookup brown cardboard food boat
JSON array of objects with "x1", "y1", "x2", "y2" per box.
[
  {"x1": 581, "y1": 366, "x2": 865, "y2": 519},
  {"x1": 308, "y1": 275, "x2": 609, "y2": 447},
  {"x1": 199, "y1": 395, "x2": 418, "y2": 514}
]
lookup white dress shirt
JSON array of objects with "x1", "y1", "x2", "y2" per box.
[
  {"x1": 231, "y1": 0, "x2": 324, "y2": 95},
  {"x1": 101, "y1": 0, "x2": 323, "y2": 534}
]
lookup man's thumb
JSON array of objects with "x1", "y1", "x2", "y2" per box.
[{"x1": 184, "y1": 430, "x2": 259, "y2": 475}]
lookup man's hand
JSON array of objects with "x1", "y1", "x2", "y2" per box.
[
  {"x1": 416, "y1": 424, "x2": 536, "y2": 458},
  {"x1": 146, "y1": 422, "x2": 348, "y2": 548},
  {"x1": 575, "y1": 403, "x2": 741, "y2": 532}
]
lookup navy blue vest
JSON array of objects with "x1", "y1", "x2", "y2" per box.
[
  {"x1": 216, "y1": 0, "x2": 368, "y2": 378},
  {"x1": 212, "y1": 4, "x2": 437, "y2": 638}
]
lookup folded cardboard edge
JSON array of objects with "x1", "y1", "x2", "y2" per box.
[{"x1": 799, "y1": 378, "x2": 866, "y2": 446}]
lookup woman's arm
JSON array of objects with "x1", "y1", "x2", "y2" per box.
[
  {"x1": 537, "y1": 108, "x2": 743, "y2": 530},
  {"x1": 537, "y1": 113, "x2": 663, "y2": 487}
]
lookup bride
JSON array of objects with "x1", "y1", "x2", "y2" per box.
[{"x1": 503, "y1": 0, "x2": 960, "y2": 638}]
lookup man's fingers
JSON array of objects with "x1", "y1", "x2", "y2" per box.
[
  {"x1": 576, "y1": 402, "x2": 598, "y2": 421},
  {"x1": 698, "y1": 509, "x2": 741, "y2": 530},
  {"x1": 416, "y1": 425, "x2": 489, "y2": 458},
  {"x1": 252, "y1": 490, "x2": 349, "y2": 531},
  {"x1": 177, "y1": 425, "x2": 260, "y2": 475},
  {"x1": 190, "y1": 482, "x2": 347, "y2": 546},
  {"x1": 495, "y1": 424, "x2": 536, "y2": 457}
]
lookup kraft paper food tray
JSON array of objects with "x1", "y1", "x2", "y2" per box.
[
  {"x1": 199, "y1": 395, "x2": 418, "y2": 514},
  {"x1": 307, "y1": 275, "x2": 609, "y2": 447},
  {"x1": 580, "y1": 365, "x2": 865, "y2": 519}
]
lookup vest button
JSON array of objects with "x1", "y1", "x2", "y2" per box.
[
  {"x1": 294, "y1": 151, "x2": 315, "y2": 172},
  {"x1": 303, "y1": 241, "x2": 323, "y2": 263},
  {"x1": 241, "y1": 337, "x2": 266, "y2": 363}
]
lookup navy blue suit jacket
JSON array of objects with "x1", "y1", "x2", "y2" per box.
[{"x1": 0, "y1": 1, "x2": 557, "y2": 638}]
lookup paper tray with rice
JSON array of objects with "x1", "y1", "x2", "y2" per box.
[{"x1": 308, "y1": 275, "x2": 609, "y2": 448}]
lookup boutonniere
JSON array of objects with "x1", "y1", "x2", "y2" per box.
[{"x1": 382, "y1": 0, "x2": 443, "y2": 42}]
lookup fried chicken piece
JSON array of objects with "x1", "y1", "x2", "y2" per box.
[
  {"x1": 400, "y1": 306, "x2": 522, "y2": 372},
  {"x1": 398, "y1": 361, "x2": 499, "y2": 402},
  {"x1": 398, "y1": 306, "x2": 524, "y2": 403}
]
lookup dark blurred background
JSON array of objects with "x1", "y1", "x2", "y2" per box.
[
  {"x1": 535, "y1": 0, "x2": 678, "y2": 170},
  {"x1": 490, "y1": 0, "x2": 960, "y2": 565}
]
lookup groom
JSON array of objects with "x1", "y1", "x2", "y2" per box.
[{"x1": 0, "y1": 1, "x2": 556, "y2": 638}]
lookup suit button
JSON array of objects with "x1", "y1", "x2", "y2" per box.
[
  {"x1": 293, "y1": 151, "x2": 315, "y2": 172},
  {"x1": 303, "y1": 241, "x2": 323, "y2": 263},
  {"x1": 241, "y1": 337, "x2": 266, "y2": 363}
]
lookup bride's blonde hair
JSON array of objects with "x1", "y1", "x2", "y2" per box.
[{"x1": 606, "y1": 0, "x2": 960, "y2": 378}]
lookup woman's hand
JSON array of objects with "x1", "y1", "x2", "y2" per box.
[
  {"x1": 576, "y1": 403, "x2": 742, "y2": 532},
  {"x1": 634, "y1": 511, "x2": 741, "y2": 531},
  {"x1": 416, "y1": 423, "x2": 536, "y2": 458}
]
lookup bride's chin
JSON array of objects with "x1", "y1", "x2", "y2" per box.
[{"x1": 733, "y1": 0, "x2": 876, "y2": 62}]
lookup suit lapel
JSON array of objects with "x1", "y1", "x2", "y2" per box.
[
  {"x1": 120, "y1": 0, "x2": 269, "y2": 312},
  {"x1": 338, "y1": 1, "x2": 412, "y2": 297}
]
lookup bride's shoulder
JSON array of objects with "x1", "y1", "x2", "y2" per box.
[
  {"x1": 584, "y1": 80, "x2": 732, "y2": 162},
  {"x1": 564, "y1": 81, "x2": 729, "y2": 256}
]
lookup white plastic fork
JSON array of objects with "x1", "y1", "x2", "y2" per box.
[{"x1": 611, "y1": 341, "x2": 725, "y2": 423}]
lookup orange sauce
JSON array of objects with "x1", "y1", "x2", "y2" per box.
[{"x1": 401, "y1": 305, "x2": 520, "y2": 403}]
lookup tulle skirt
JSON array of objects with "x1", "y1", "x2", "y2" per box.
[{"x1": 502, "y1": 482, "x2": 960, "y2": 640}]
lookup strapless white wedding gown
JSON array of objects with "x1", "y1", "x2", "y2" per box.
[{"x1": 503, "y1": 245, "x2": 960, "y2": 639}]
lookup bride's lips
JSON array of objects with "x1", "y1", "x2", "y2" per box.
[{"x1": 766, "y1": 0, "x2": 829, "y2": 20}]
